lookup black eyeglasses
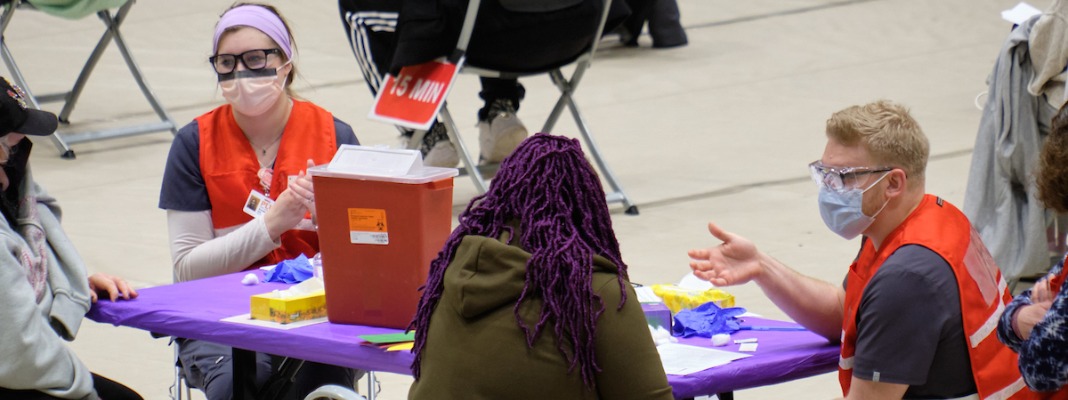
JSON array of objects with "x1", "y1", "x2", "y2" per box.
[{"x1": 209, "y1": 49, "x2": 283, "y2": 75}]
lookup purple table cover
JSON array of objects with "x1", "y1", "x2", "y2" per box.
[{"x1": 87, "y1": 272, "x2": 838, "y2": 399}]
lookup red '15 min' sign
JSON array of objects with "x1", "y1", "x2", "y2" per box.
[{"x1": 369, "y1": 58, "x2": 464, "y2": 131}]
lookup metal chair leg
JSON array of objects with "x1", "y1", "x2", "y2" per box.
[
  {"x1": 99, "y1": 2, "x2": 178, "y2": 135},
  {"x1": 0, "y1": 2, "x2": 74, "y2": 158},
  {"x1": 543, "y1": 67, "x2": 638, "y2": 214},
  {"x1": 1, "y1": 0, "x2": 176, "y2": 157},
  {"x1": 366, "y1": 371, "x2": 377, "y2": 400},
  {"x1": 439, "y1": 104, "x2": 489, "y2": 193}
]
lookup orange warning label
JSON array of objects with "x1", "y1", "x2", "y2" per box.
[
  {"x1": 348, "y1": 208, "x2": 389, "y2": 245},
  {"x1": 348, "y1": 208, "x2": 388, "y2": 232}
]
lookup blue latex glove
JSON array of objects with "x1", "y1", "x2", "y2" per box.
[
  {"x1": 672, "y1": 301, "x2": 747, "y2": 338},
  {"x1": 263, "y1": 254, "x2": 314, "y2": 284}
]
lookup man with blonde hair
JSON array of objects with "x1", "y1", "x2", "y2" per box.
[{"x1": 689, "y1": 100, "x2": 1035, "y2": 399}]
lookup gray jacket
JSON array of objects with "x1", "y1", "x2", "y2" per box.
[
  {"x1": 0, "y1": 165, "x2": 98, "y2": 400},
  {"x1": 964, "y1": 15, "x2": 1059, "y2": 284}
]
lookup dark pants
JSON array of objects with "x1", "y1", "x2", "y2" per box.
[
  {"x1": 0, "y1": 373, "x2": 142, "y2": 400},
  {"x1": 622, "y1": 0, "x2": 687, "y2": 47},
  {"x1": 178, "y1": 339, "x2": 360, "y2": 400},
  {"x1": 477, "y1": 77, "x2": 525, "y2": 120}
]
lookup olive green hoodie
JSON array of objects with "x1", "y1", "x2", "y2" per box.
[{"x1": 409, "y1": 233, "x2": 673, "y2": 400}]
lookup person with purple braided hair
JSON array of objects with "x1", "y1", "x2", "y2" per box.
[{"x1": 407, "y1": 133, "x2": 672, "y2": 399}]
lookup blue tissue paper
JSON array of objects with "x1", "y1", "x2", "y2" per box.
[
  {"x1": 672, "y1": 301, "x2": 747, "y2": 338},
  {"x1": 263, "y1": 254, "x2": 314, "y2": 284}
]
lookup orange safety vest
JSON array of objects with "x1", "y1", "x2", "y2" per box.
[
  {"x1": 197, "y1": 101, "x2": 338, "y2": 269},
  {"x1": 839, "y1": 195, "x2": 1035, "y2": 400}
]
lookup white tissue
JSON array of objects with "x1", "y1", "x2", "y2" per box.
[
  {"x1": 269, "y1": 277, "x2": 325, "y2": 299},
  {"x1": 711, "y1": 333, "x2": 730, "y2": 347},
  {"x1": 241, "y1": 273, "x2": 259, "y2": 285}
]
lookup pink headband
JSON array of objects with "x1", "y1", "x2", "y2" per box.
[{"x1": 212, "y1": 5, "x2": 292, "y2": 59}]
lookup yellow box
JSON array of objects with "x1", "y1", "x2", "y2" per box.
[
  {"x1": 250, "y1": 290, "x2": 327, "y2": 324},
  {"x1": 651, "y1": 284, "x2": 735, "y2": 314}
]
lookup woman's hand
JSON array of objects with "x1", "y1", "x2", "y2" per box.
[
  {"x1": 287, "y1": 159, "x2": 317, "y2": 222},
  {"x1": 1032, "y1": 273, "x2": 1057, "y2": 305},
  {"x1": 264, "y1": 159, "x2": 317, "y2": 239},
  {"x1": 1014, "y1": 274, "x2": 1057, "y2": 340},
  {"x1": 88, "y1": 272, "x2": 138, "y2": 302},
  {"x1": 264, "y1": 189, "x2": 310, "y2": 240}
]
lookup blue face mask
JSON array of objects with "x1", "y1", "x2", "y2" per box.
[{"x1": 817, "y1": 173, "x2": 890, "y2": 240}]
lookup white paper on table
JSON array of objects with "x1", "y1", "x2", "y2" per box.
[
  {"x1": 656, "y1": 342, "x2": 751, "y2": 375},
  {"x1": 738, "y1": 342, "x2": 759, "y2": 352},
  {"x1": 635, "y1": 286, "x2": 662, "y2": 303},
  {"x1": 220, "y1": 313, "x2": 328, "y2": 330},
  {"x1": 1001, "y1": 2, "x2": 1042, "y2": 24}
]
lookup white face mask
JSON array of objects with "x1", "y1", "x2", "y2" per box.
[
  {"x1": 219, "y1": 62, "x2": 289, "y2": 116},
  {"x1": 817, "y1": 172, "x2": 890, "y2": 240}
]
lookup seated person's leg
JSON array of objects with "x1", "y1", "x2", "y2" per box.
[
  {"x1": 177, "y1": 339, "x2": 271, "y2": 400},
  {"x1": 647, "y1": 0, "x2": 687, "y2": 48},
  {"x1": 619, "y1": 0, "x2": 653, "y2": 46},
  {"x1": 338, "y1": 0, "x2": 458, "y2": 168},
  {"x1": 477, "y1": 77, "x2": 529, "y2": 164},
  {"x1": 338, "y1": 0, "x2": 401, "y2": 97}
]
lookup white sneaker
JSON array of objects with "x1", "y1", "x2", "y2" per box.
[
  {"x1": 408, "y1": 123, "x2": 458, "y2": 168},
  {"x1": 399, "y1": 129, "x2": 422, "y2": 150},
  {"x1": 478, "y1": 99, "x2": 528, "y2": 164}
]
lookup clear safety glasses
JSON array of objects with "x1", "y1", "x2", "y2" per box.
[{"x1": 808, "y1": 160, "x2": 892, "y2": 193}]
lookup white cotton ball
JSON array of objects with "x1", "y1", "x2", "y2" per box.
[
  {"x1": 241, "y1": 273, "x2": 259, "y2": 286},
  {"x1": 711, "y1": 333, "x2": 730, "y2": 347},
  {"x1": 648, "y1": 325, "x2": 678, "y2": 346}
]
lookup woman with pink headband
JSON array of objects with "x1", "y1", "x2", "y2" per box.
[{"x1": 158, "y1": 3, "x2": 362, "y2": 399}]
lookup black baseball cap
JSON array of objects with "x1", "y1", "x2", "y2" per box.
[{"x1": 0, "y1": 77, "x2": 57, "y2": 137}]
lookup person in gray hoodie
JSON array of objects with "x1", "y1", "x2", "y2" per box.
[{"x1": 0, "y1": 77, "x2": 142, "y2": 400}]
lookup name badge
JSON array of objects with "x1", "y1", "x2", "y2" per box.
[{"x1": 243, "y1": 190, "x2": 275, "y2": 218}]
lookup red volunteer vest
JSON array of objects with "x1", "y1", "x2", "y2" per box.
[
  {"x1": 839, "y1": 195, "x2": 1035, "y2": 399},
  {"x1": 197, "y1": 101, "x2": 338, "y2": 268}
]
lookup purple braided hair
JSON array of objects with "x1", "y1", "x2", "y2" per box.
[{"x1": 408, "y1": 133, "x2": 628, "y2": 388}]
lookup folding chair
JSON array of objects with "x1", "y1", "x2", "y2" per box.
[
  {"x1": 169, "y1": 342, "x2": 193, "y2": 400},
  {"x1": 0, "y1": 0, "x2": 177, "y2": 159},
  {"x1": 438, "y1": 0, "x2": 639, "y2": 215}
]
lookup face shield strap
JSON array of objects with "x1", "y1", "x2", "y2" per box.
[{"x1": 217, "y1": 67, "x2": 279, "y2": 82}]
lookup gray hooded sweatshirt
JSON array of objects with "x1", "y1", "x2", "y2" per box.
[{"x1": 0, "y1": 164, "x2": 98, "y2": 400}]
